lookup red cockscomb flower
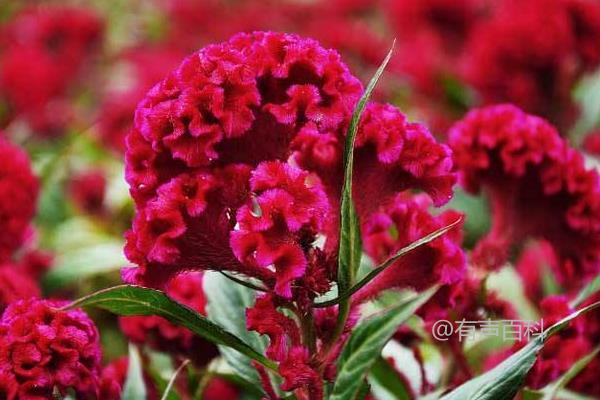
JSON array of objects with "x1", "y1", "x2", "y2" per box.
[
  {"x1": 68, "y1": 169, "x2": 107, "y2": 216},
  {"x1": 462, "y1": 0, "x2": 600, "y2": 129},
  {"x1": 0, "y1": 6, "x2": 103, "y2": 135},
  {"x1": 120, "y1": 272, "x2": 219, "y2": 366},
  {"x1": 583, "y1": 130, "x2": 600, "y2": 156},
  {"x1": 0, "y1": 263, "x2": 40, "y2": 313},
  {"x1": 0, "y1": 137, "x2": 39, "y2": 262},
  {"x1": 124, "y1": 32, "x2": 456, "y2": 295},
  {"x1": 515, "y1": 240, "x2": 560, "y2": 304},
  {"x1": 0, "y1": 299, "x2": 102, "y2": 399},
  {"x1": 449, "y1": 104, "x2": 600, "y2": 284},
  {"x1": 354, "y1": 193, "x2": 465, "y2": 303}
]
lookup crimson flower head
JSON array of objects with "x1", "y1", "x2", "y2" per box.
[
  {"x1": 449, "y1": 104, "x2": 600, "y2": 283},
  {"x1": 0, "y1": 263, "x2": 40, "y2": 313},
  {"x1": 0, "y1": 137, "x2": 39, "y2": 262},
  {"x1": 354, "y1": 193, "x2": 465, "y2": 303},
  {"x1": 462, "y1": 0, "x2": 600, "y2": 128},
  {"x1": 0, "y1": 6, "x2": 103, "y2": 135},
  {"x1": 68, "y1": 169, "x2": 107, "y2": 216},
  {"x1": 124, "y1": 33, "x2": 457, "y2": 397},
  {"x1": 0, "y1": 299, "x2": 102, "y2": 399},
  {"x1": 120, "y1": 272, "x2": 218, "y2": 366}
]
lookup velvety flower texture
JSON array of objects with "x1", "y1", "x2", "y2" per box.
[
  {"x1": 463, "y1": 0, "x2": 600, "y2": 128},
  {"x1": 0, "y1": 6, "x2": 103, "y2": 135},
  {"x1": 449, "y1": 104, "x2": 600, "y2": 282},
  {"x1": 0, "y1": 299, "x2": 101, "y2": 399},
  {"x1": 124, "y1": 32, "x2": 456, "y2": 398},
  {"x1": 120, "y1": 272, "x2": 219, "y2": 366},
  {"x1": 354, "y1": 193, "x2": 465, "y2": 303},
  {"x1": 124, "y1": 31, "x2": 455, "y2": 293},
  {"x1": 0, "y1": 137, "x2": 39, "y2": 262}
]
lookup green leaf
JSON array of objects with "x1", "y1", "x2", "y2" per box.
[
  {"x1": 369, "y1": 356, "x2": 412, "y2": 400},
  {"x1": 316, "y1": 218, "x2": 461, "y2": 308},
  {"x1": 329, "y1": 286, "x2": 437, "y2": 400},
  {"x1": 65, "y1": 285, "x2": 276, "y2": 370},
  {"x1": 440, "y1": 301, "x2": 600, "y2": 400},
  {"x1": 570, "y1": 275, "x2": 600, "y2": 308},
  {"x1": 203, "y1": 271, "x2": 269, "y2": 387},
  {"x1": 123, "y1": 345, "x2": 147, "y2": 400},
  {"x1": 160, "y1": 360, "x2": 189, "y2": 400},
  {"x1": 539, "y1": 346, "x2": 600, "y2": 400},
  {"x1": 337, "y1": 41, "x2": 395, "y2": 295}
]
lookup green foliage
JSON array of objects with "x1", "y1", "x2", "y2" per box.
[
  {"x1": 203, "y1": 271, "x2": 270, "y2": 388},
  {"x1": 66, "y1": 285, "x2": 276, "y2": 370},
  {"x1": 440, "y1": 301, "x2": 600, "y2": 400},
  {"x1": 329, "y1": 286, "x2": 437, "y2": 400}
]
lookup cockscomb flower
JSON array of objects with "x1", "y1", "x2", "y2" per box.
[
  {"x1": 583, "y1": 130, "x2": 600, "y2": 156},
  {"x1": 0, "y1": 6, "x2": 103, "y2": 135},
  {"x1": 462, "y1": 0, "x2": 600, "y2": 128},
  {"x1": 449, "y1": 104, "x2": 600, "y2": 280},
  {"x1": 120, "y1": 272, "x2": 219, "y2": 366},
  {"x1": 68, "y1": 169, "x2": 107, "y2": 216},
  {"x1": 515, "y1": 240, "x2": 561, "y2": 303},
  {"x1": 0, "y1": 263, "x2": 40, "y2": 312},
  {"x1": 97, "y1": 45, "x2": 186, "y2": 153},
  {"x1": 384, "y1": 0, "x2": 486, "y2": 100},
  {"x1": 354, "y1": 193, "x2": 465, "y2": 303},
  {"x1": 0, "y1": 299, "x2": 101, "y2": 399},
  {"x1": 0, "y1": 137, "x2": 39, "y2": 262}
]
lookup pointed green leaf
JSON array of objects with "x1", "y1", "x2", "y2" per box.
[
  {"x1": 329, "y1": 286, "x2": 437, "y2": 400},
  {"x1": 440, "y1": 301, "x2": 600, "y2": 400},
  {"x1": 123, "y1": 345, "x2": 147, "y2": 400},
  {"x1": 65, "y1": 285, "x2": 276, "y2": 370},
  {"x1": 369, "y1": 356, "x2": 412, "y2": 400},
  {"x1": 570, "y1": 275, "x2": 600, "y2": 308},
  {"x1": 337, "y1": 41, "x2": 395, "y2": 295}
]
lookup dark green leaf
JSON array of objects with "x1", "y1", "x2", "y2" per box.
[
  {"x1": 337, "y1": 41, "x2": 395, "y2": 295},
  {"x1": 369, "y1": 356, "x2": 412, "y2": 400},
  {"x1": 65, "y1": 285, "x2": 276, "y2": 370},
  {"x1": 440, "y1": 301, "x2": 600, "y2": 400},
  {"x1": 329, "y1": 286, "x2": 437, "y2": 400}
]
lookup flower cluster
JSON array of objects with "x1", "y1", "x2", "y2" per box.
[
  {"x1": 120, "y1": 272, "x2": 218, "y2": 366},
  {"x1": 0, "y1": 6, "x2": 103, "y2": 135},
  {"x1": 449, "y1": 104, "x2": 600, "y2": 284},
  {"x1": 354, "y1": 193, "x2": 465, "y2": 303},
  {"x1": 123, "y1": 31, "x2": 456, "y2": 398},
  {"x1": 462, "y1": 0, "x2": 600, "y2": 128},
  {"x1": 0, "y1": 299, "x2": 102, "y2": 399},
  {"x1": 0, "y1": 137, "x2": 39, "y2": 262}
]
